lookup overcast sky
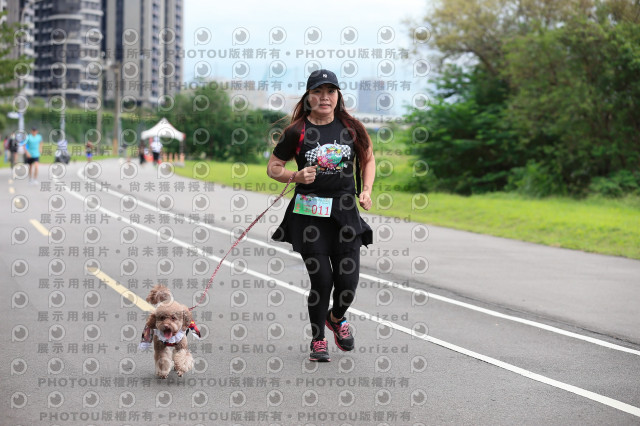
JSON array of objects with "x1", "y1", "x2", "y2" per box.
[{"x1": 182, "y1": 0, "x2": 435, "y2": 114}]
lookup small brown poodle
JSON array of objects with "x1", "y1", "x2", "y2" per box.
[{"x1": 140, "y1": 285, "x2": 200, "y2": 378}]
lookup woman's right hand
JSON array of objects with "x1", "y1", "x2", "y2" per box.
[{"x1": 296, "y1": 165, "x2": 317, "y2": 184}]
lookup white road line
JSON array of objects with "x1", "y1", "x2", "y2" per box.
[
  {"x1": 90, "y1": 268, "x2": 154, "y2": 312},
  {"x1": 353, "y1": 308, "x2": 640, "y2": 418},
  {"x1": 63, "y1": 177, "x2": 640, "y2": 418},
  {"x1": 78, "y1": 168, "x2": 640, "y2": 358},
  {"x1": 29, "y1": 218, "x2": 50, "y2": 236},
  {"x1": 362, "y1": 274, "x2": 640, "y2": 357}
]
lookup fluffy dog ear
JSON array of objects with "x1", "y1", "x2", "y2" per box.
[
  {"x1": 146, "y1": 286, "x2": 160, "y2": 304},
  {"x1": 182, "y1": 308, "x2": 193, "y2": 330},
  {"x1": 146, "y1": 285, "x2": 172, "y2": 305},
  {"x1": 145, "y1": 312, "x2": 157, "y2": 330}
]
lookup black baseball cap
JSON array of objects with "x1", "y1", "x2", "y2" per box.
[{"x1": 306, "y1": 69, "x2": 339, "y2": 91}]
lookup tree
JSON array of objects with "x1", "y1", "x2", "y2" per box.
[
  {"x1": 163, "y1": 83, "x2": 286, "y2": 162},
  {"x1": 419, "y1": 0, "x2": 596, "y2": 77},
  {"x1": 502, "y1": 15, "x2": 640, "y2": 195},
  {"x1": 0, "y1": 12, "x2": 33, "y2": 98},
  {"x1": 164, "y1": 84, "x2": 235, "y2": 160},
  {"x1": 408, "y1": 65, "x2": 521, "y2": 194},
  {"x1": 408, "y1": 0, "x2": 640, "y2": 196}
]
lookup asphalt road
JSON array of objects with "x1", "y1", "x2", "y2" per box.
[{"x1": 2, "y1": 158, "x2": 639, "y2": 425}]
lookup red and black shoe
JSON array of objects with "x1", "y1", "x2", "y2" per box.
[
  {"x1": 309, "y1": 338, "x2": 331, "y2": 362},
  {"x1": 325, "y1": 311, "x2": 354, "y2": 351}
]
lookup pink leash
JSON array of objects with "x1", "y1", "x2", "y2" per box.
[{"x1": 189, "y1": 171, "x2": 297, "y2": 311}]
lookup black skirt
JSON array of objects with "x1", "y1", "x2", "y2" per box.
[{"x1": 272, "y1": 193, "x2": 373, "y2": 255}]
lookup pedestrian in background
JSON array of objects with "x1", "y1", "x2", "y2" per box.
[
  {"x1": 151, "y1": 136, "x2": 162, "y2": 165},
  {"x1": 24, "y1": 127, "x2": 43, "y2": 184},
  {"x1": 55, "y1": 137, "x2": 70, "y2": 164},
  {"x1": 139, "y1": 139, "x2": 147, "y2": 165},
  {"x1": 7, "y1": 132, "x2": 18, "y2": 168},
  {"x1": 86, "y1": 140, "x2": 94, "y2": 162},
  {"x1": 3, "y1": 135, "x2": 8, "y2": 163}
]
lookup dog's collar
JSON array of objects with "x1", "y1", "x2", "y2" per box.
[
  {"x1": 155, "y1": 328, "x2": 186, "y2": 346},
  {"x1": 153, "y1": 320, "x2": 201, "y2": 346},
  {"x1": 138, "y1": 321, "x2": 201, "y2": 350}
]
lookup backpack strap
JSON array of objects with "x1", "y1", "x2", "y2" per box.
[
  {"x1": 343, "y1": 121, "x2": 362, "y2": 197},
  {"x1": 295, "y1": 121, "x2": 306, "y2": 155},
  {"x1": 355, "y1": 155, "x2": 362, "y2": 197}
]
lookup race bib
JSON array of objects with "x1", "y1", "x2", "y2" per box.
[{"x1": 293, "y1": 194, "x2": 332, "y2": 218}]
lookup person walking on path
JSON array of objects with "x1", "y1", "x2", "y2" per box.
[
  {"x1": 86, "y1": 140, "x2": 94, "y2": 162},
  {"x1": 150, "y1": 136, "x2": 162, "y2": 165},
  {"x1": 267, "y1": 69, "x2": 375, "y2": 362},
  {"x1": 3, "y1": 135, "x2": 8, "y2": 163},
  {"x1": 139, "y1": 139, "x2": 147, "y2": 165},
  {"x1": 24, "y1": 127, "x2": 43, "y2": 184},
  {"x1": 7, "y1": 132, "x2": 18, "y2": 169},
  {"x1": 54, "y1": 137, "x2": 69, "y2": 164}
]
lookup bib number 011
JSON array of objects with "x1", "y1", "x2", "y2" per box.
[{"x1": 293, "y1": 194, "x2": 332, "y2": 218}]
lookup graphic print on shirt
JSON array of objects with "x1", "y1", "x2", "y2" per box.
[{"x1": 304, "y1": 141, "x2": 352, "y2": 175}]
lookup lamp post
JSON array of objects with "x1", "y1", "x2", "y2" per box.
[
  {"x1": 17, "y1": 6, "x2": 29, "y2": 136},
  {"x1": 97, "y1": 58, "x2": 121, "y2": 158},
  {"x1": 113, "y1": 62, "x2": 121, "y2": 157},
  {"x1": 60, "y1": 40, "x2": 67, "y2": 135},
  {"x1": 16, "y1": 78, "x2": 24, "y2": 135},
  {"x1": 96, "y1": 55, "x2": 103, "y2": 143},
  {"x1": 16, "y1": 60, "x2": 24, "y2": 135}
]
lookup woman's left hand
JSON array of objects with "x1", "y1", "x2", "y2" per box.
[{"x1": 359, "y1": 191, "x2": 372, "y2": 211}]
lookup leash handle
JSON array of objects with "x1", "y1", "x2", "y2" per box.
[{"x1": 189, "y1": 171, "x2": 297, "y2": 311}]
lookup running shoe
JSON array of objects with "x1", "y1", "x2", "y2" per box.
[
  {"x1": 309, "y1": 338, "x2": 331, "y2": 362},
  {"x1": 325, "y1": 311, "x2": 354, "y2": 351}
]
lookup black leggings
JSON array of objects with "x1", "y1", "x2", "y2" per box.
[{"x1": 301, "y1": 250, "x2": 360, "y2": 340}]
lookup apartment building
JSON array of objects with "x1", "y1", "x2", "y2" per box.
[
  {"x1": 4, "y1": 0, "x2": 183, "y2": 107},
  {"x1": 102, "y1": 0, "x2": 184, "y2": 107},
  {"x1": 32, "y1": 0, "x2": 103, "y2": 104}
]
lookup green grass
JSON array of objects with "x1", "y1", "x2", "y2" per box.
[
  {"x1": 417, "y1": 192, "x2": 640, "y2": 259},
  {"x1": 4, "y1": 152, "x2": 636, "y2": 259},
  {"x1": 173, "y1": 160, "x2": 640, "y2": 260}
]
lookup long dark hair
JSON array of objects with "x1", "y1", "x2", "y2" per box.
[{"x1": 276, "y1": 89, "x2": 371, "y2": 166}]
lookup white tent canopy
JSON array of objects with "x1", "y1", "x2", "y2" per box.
[{"x1": 141, "y1": 117, "x2": 185, "y2": 141}]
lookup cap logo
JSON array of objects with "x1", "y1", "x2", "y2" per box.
[{"x1": 323, "y1": 73, "x2": 327, "y2": 78}]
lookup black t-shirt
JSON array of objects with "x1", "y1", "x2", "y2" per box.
[{"x1": 273, "y1": 118, "x2": 356, "y2": 197}]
